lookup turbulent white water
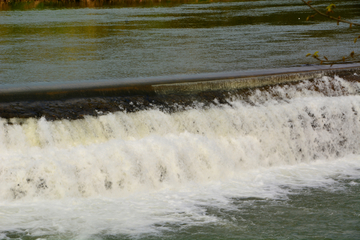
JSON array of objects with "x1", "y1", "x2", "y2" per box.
[{"x1": 1, "y1": 76, "x2": 360, "y2": 239}]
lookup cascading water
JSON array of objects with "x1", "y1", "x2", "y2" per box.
[{"x1": 1, "y1": 75, "x2": 360, "y2": 239}]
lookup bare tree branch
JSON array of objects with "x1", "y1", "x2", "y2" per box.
[{"x1": 301, "y1": 0, "x2": 360, "y2": 27}]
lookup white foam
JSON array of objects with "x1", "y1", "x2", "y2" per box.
[
  {"x1": 0, "y1": 156, "x2": 359, "y2": 238},
  {"x1": 0, "y1": 76, "x2": 360, "y2": 238}
]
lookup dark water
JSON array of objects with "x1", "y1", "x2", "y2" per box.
[{"x1": 0, "y1": 0, "x2": 359, "y2": 84}]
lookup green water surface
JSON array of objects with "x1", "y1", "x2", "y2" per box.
[{"x1": 0, "y1": 0, "x2": 359, "y2": 84}]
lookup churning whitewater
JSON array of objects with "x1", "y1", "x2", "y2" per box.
[{"x1": 1, "y1": 75, "x2": 360, "y2": 239}]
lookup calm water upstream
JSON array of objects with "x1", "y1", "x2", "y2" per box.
[
  {"x1": 1, "y1": 1, "x2": 360, "y2": 240},
  {"x1": 0, "y1": 0, "x2": 360, "y2": 84}
]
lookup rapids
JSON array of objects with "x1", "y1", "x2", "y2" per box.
[{"x1": 1, "y1": 75, "x2": 360, "y2": 239}]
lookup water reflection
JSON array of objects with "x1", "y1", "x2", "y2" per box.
[
  {"x1": 0, "y1": 0, "x2": 237, "y2": 11},
  {"x1": 0, "y1": 0, "x2": 359, "y2": 84}
]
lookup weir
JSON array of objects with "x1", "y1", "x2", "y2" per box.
[
  {"x1": 1, "y1": 72, "x2": 360, "y2": 200},
  {"x1": 1, "y1": 64, "x2": 360, "y2": 238},
  {"x1": 1, "y1": 64, "x2": 360, "y2": 120}
]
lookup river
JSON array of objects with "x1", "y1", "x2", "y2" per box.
[
  {"x1": 0, "y1": 0, "x2": 359, "y2": 84},
  {"x1": 0, "y1": 1, "x2": 360, "y2": 239}
]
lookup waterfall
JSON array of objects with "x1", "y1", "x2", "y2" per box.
[{"x1": 1, "y1": 76, "x2": 360, "y2": 200}]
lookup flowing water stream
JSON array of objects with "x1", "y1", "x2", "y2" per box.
[
  {"x1": 1, "y1": 75, "x2": 360, "y2": 239},
  {"x1": 1, "y1": 0, "x2": 360, "y2": 239}
]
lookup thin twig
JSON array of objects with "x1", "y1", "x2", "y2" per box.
[
  {"x1": 301, "y1": 0, "x2": 360, "y2": 26},
  {"x1": 309, "y1": 52, "x2": 360, "y2": 65}
]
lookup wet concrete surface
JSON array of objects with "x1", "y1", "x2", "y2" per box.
[{"x1": 1, "y1": 70, "x2": 359, "y2": 121}]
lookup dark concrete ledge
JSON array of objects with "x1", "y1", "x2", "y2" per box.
[
  {"x1": 1, "y1": 63, "x2": 360, "y2": 103},
  {"x1": 1, "y1": 64, "x2": 360, "y2": 120}
]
